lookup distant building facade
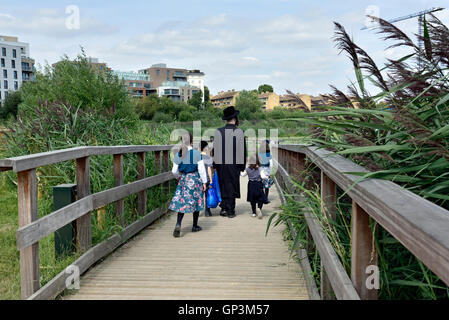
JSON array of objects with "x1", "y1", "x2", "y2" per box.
[
  {"x1": 0, "y1": 35, "x2": 35, "y2": 101},
  {"x1": 158, "y1": 80, "x2": 200, "y2": 103},
  {"x1": 139, "y1": 64, "x2": 205, "y2": 102},
  {"x1": 211, "y1": 90, "x2": 240, "y2": 108},
  {"x1": 258, "y1": 91, "x2": 279, "y2": 111},
  {"x1": 280, "y1": 94, "x2": 312, "y2": 111},
  {"x1": 112, "y1": 71, "x2": 156, "y2": 98}
]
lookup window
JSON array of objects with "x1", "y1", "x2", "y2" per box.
[
  {"x1": 156, "y1": 69, "x2": 160, "y2": 76},
  {"x1": 14, "y1": 81, "x2": 18, "y2": 90},
  {"x1": 4, "y1": 80, "x2": 8, "y2": 89},
  {"x1": 3, "y1": 70, "x2": 7, "y2": 78},
  {"x1": 11, "y1": 60, "x2": 15, "y2": 69},
  {"x1": 13, "y1": 71, "x2": 17, "y2": 79},
  {"x1": 12, "y1": 49, "x2": 16, "y2": 58},
  {"x1": 1, "y1": 58, "x2": 4, "y2": 68},
  {"x1": 1, "y1": 47, "x2": 5, "y2": 56}
]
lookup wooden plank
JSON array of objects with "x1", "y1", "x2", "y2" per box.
[
  {"x1": 320, "y1": 171, "x2": 336, "y2": 300},
  {"x1": 351, "y1": 201, "x2": 378, "y2": 300},
  {"x1": 274, "y1": 176, "x2": 320, "y2": 300},
  {"x1": 76, "y1": 157, "x2": 91, "y2": 252},
  {"x1": 113, "y1": 154, "x2": 124, "y2": 224},
  {"x1": 16, "y1": 172, "x2": 173, "y2": 250},
  {"x1": 27, "y1": 206, "x2": 167, "y2": 300},
  {"x1": 276, "y1": 159, "x2": 360, "y2": 300},
  {"x1": 137, "y1": 152, "x2": 146, "y2": 216},
  {"x1": 17, "y1": 169, "x2": 40, "y2": 299},
  {"x1": 0, "y1": 145, "x2": 174, "y2": 173},
  {"x1": 280, "y1": 145, "x2": 449, "y2": 287}
]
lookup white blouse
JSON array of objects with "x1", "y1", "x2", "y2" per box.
[{"x1": 171, "y1": 146, "x2": 208, "y2": 184}]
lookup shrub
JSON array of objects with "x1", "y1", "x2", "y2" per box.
[
  {"x1": 178, "y1": 111, "x2": 193, "y2": 122},
  {"x1": 152, "y1": 112, "x2": 173, "y2": 123},
  {"x1": 0, "y1": 91, "x2": 22, "y2": 119}
]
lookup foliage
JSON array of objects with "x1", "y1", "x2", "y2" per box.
[
  {"x1": 188, "y1": 91, "x2": 203, "y2": 110},
  {"x1": 135, "y1": 94, "x2": 160, "y2": 120},
  {"x1": 279, "y1": 13, "x2": 449, "y2": 299},
  {"x1": 258, "y1": 84, "x2": 274, "y2": 93},
  {"x1": 235, "y1": 90, "x2": 264, "y2": 120},
  {"x1": 20, "y1": 50, "x2": 136, "y2": 123},
  {"x1": 178, "y1": 110, "x2": 194, "y2": 122},
  {"x1": 0, "y1": 91, "x2": 22, "y2": 119}
]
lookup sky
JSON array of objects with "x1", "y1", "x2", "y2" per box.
[{"x1": 0, "y1": 0, "x2": 448, "y2": 96}]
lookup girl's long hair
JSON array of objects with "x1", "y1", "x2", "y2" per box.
[
  {"x1": 259, "y1": 140, "x2": 270, "y2": 154},
  {"x1": 179, "y1": 132, "x2": 193, "y2": 159},
  {"x1": 248, "y1": 154, "x2": 260, "y2": 170}
]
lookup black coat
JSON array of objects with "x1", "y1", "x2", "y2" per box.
[{"x1": 213, "y1": 124, "x2": 247, "y2": 199}]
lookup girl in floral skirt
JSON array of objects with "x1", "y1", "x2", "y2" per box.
[{"x1": 169, "y1": 132, "x2": 208, "y2": 238}]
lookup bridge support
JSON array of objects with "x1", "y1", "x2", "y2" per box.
[
  {"x1": 351, "y1": 201, "x2": 378, "y2": 300},
  {"x1": 76, "y1": 157, "x2": 92, "y2": 252},
  {"x1": 137, "y1": 152, "x2": 146, "y2": 216},
  {"x1": 18, "y1": 169, "x2": 40, "y2": 299},
  {"x1": 114, "y1": 154, "x2": 125, "y2": 225},
  {"x1": 320, "y1": 171, "x2": 336, "y2": 300}
]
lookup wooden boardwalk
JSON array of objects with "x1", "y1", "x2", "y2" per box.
[{"x1": 66, "y1": 176, "x2": 309, "y2": 300}]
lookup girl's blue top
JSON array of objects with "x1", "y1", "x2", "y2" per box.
[
  {"x1": 174, "y1": 149, "x2": 202, "y2": 174},
  {"x1": 259, "y1": 153, "x2": 272, "y2": 167}
]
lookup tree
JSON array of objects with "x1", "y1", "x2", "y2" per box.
[
  {"x1": 258, "y1": 84, "x2": 274, "y2": 94},
  {"x1": 188, "y1": 91, "x2": 203, "y2": 110},
  {"x1": 204, "y1": 86, "x2": 211, "y2": 102},
  {"x1": 135, "y1": 94, "x2": 160, "y2": 120},
  {"x1": 235, "y1": 90, "x2": 263, "y2": 120},
  {"x1": 0, "y1": 90, "x2": 22, "y2": 119},
  {"x1": 19, "y1": 50, "x2": 136, "y2": 123}
]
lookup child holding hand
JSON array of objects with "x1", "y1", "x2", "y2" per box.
[{"x1": 241, "y1": 155, "x2": 268, "y2": 219}]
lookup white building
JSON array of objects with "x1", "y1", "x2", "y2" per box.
[
  {"x1": 187, "y1": 70, "x2": 205, "y2": 102},
  {"x1": 0, "y1": 35, "x2": 34, "y2": 101}
]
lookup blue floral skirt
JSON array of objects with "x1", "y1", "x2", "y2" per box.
[{"x1": 169, "y1": 172, "x2": 204, "y2": 214}]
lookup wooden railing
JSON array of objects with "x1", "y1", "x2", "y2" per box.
[
  {"x1": 0, "y1": 145, "x2": 175, "y2": 300},
  {"x1": 275, "y1": 144, "x2": 449, "y2": 300}
]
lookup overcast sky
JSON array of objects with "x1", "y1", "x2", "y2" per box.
[{"x1": 1, "y1": 0, "x2": 448, "y2": 96}]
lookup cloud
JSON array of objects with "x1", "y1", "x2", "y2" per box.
[{"x1": 0, "y1": 9, "x2": 118, "y2": 38}]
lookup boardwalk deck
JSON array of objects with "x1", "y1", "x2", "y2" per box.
[{"x1": 65, "y1": 176, "x2": 309, "y2": 300}]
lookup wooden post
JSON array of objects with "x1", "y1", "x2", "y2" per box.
[
  {"x1": 163, "y1": 150, "x2": 170, "y2": 194},
  {"x1": 76, "y1": 157, "x2": 91, "y2": 252},
  {"x1": 137, "y1": 152, "x2": 147, "y2": 216},
  {"x1": 351, "y1": 201, "x2": 378, "y2": 300},
  {"x1": 114, "y1": 154, "x2": 124, "y2": 224},
  {"x1": 17, "y1": 169, "x2": 39, "y2": 299},
  {"x1": 154, "y1": 151, "x2": 162, "y2": 194},
  {"x1": 320, "y1": 171, "x2": 337, "y2": 300}
]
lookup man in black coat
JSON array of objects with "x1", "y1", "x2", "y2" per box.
[{"x1": 213, "y1": 106, "x2": 247, "y2": 218}]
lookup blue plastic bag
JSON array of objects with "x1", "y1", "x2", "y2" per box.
[
  {"x1": 211, "y1": 171, "x2": 222, "y2": 203},
  {"x1": 207, "y1": 187, "x2": 219, "y2": 208}
]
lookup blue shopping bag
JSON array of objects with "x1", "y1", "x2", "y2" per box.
[
  {"x1": 211, "y1": 171, "x2": 222, "y2": 203},
  {"x1": 207, "y1": 187, "x2": 219, "y2": 208}
]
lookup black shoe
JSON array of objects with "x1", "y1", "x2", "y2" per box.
[
  {"x1": 205, "y1": 208, "x2": 212, "y2": 217},
  {"x1": 227, "y1": 213, "x2": 236, "y2": 219},
  {"x1": 192, "y1": 225, "x2": 202, "y2": 232},
  {"x1": 173, "y1": 226, "x2": 181, "y2": 238},
  {"x1": 220, "y1": 210, "x2": 228, "y2": 217}
]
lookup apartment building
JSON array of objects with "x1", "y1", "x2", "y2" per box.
[
  {"x1": 112, "y1": 71, "x2": 156, "y2": 98},
  {"x1": 0, "y1": 35, "x2": 35, "y2": 101},
  {"x1": 158, "y1": 81, "x2": 200, "y2": 103},
  {"x1": 211, "y1": 90, "x2": 240, "y2": 108},
  {"x1": 187, "y1": 70, "x2": 205, "y2": 102},
  {"x1": 280, "y1": 94, "x2": 312, "y2": 111},
  {"x1": 258, "y1": 91, "x2": 280, "y2": 111},
  {"x1": 139, "y1": 64, "x2": 205, "y2": 101}
]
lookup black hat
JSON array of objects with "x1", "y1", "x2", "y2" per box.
[{"x1": 222, "y1": 106, "x2": 240, "y2": 121}]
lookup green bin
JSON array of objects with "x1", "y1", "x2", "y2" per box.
[{"x1": 53, "y1": 184, "x2": 77, "y2": 259}]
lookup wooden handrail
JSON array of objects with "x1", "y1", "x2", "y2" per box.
[
  {"x1": 0, "y1": 145, "x2": 174, "y2": 172},
  {"x1": 276, "y1": 144, "x2": 449, "y2": 299},
  {"x1": 0, "y1": 145, "x2": 175, "y2": 299}
]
